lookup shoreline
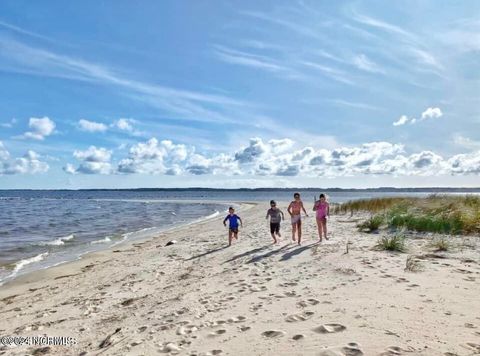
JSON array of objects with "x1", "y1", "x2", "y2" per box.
[
  {"x1": 0, "y1": 201, "x2": 478, "y2": 355},
  {"x1": 0, "y1": 201, "x2": 255, "y2": 292},
  {"x1": 0, "y1": 201, "x2": 252, "y2": 290}
]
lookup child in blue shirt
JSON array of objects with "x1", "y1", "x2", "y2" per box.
[{"x1": 223, "y1": 206, "x2": 243, "y2": 246}]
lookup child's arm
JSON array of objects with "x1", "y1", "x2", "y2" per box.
[
  {"x1": 301, "y1": 202, "x2": 308, "y2": 216},
  {"x1": 265, "y1": 211, "x2": 269, "y2": 220},
  {"x1": 281, "y1": 210, "x2": 285, "y2": 220},
  {"x1": 287, "y1": 203, "x2": 293, "y2": 216},
  {"x1": 223, "y1": 216, "x2": 228, "y2": 226},
  {"x1": 238, "y1": 216, "x2": 243, "y2": 227},
  {"x1": 327, "y1": 203, "x2": 330, "y2": 217},
  {"x1": 313, "y1": 201, "x2": 317, "y2": 211}
]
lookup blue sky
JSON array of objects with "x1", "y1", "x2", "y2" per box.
[{"x1": 0, "y1": 0, "x2": 479, "y2": 189}]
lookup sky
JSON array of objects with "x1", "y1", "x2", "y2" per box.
[{"x1": 0, "y1": 0, "x2": 479, "y2": 189}]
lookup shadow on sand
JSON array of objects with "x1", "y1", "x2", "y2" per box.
[
  {"x1": 185, "y1": 245, "x2": 228, "y2": 261},
  {"x1": 280, "y1": 242, "x2": 319, "y2": 261},
  {"x1": 247, "y1": 243, "x2": 295, "y2": 264},
  {"x1": 224, "y1": 245, "x2": 271, "y2": 263}
]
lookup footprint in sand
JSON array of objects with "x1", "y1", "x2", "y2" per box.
[
  {"x1": 313, "y1": 323, "x2": 347, "y2": 334},
  {"x1": 227, "y1": 316, "x2": 246, "y2": 323},
  {"x1": 297, "y1": 298, "x2": 320, "y2": 307},
  {"x1": 249, "y1": 286, "x2": 267, "y2": 292},
  {"x1": 464, "y1": 343, "x2": 480, "y2": 352},
  {"x1": 379, "y1": 346, "x2": 405, "y2": 355},
  {"x1": 208, "y1": 329, "x2": 227, "y2": 337},
  {"x1": 318, "y1": 342, "x2": 363, "y2": 356},
  {"x1": 262, "y1": 330, "x2": 286, "y2": 338},
  {"x1": 285, "y1": 311, "x2": 314, "y2": 322},
  {"x1": 292, "y1": 334, "x2": 305, "y2": 341}
]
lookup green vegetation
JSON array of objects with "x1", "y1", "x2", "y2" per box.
[
  {"x1": 336, "y1": 195, "x2": 480, "y2": 235},
  {"x1": 375, "y1": 233, "x2": 407, "y2": 252},
  {"x1": 429, "y1": 236, "x2": 452, "y2": 252},
  {"x1": 357, "y1": 215, "x2": 384, "y2": 232}
]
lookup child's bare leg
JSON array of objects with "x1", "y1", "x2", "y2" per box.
[
  {"x1": 291, "y1": 224, "x2": 296, "y2": 242},
  {"x1": 323, "y1": 222, "x2": 328, "y2": 239},
  {"x1": 297, "y1": 222, "x2": 302, "y2": 245},
  {"x1": 271, "y1": 233, "x2": 277, "y2": 244},
  {"x1": 316, "y1": 219, "x2": 323, "y2": 241},
  {"x1": 234, "y1": 231, "x2": 238, "y2": 240},
  {"x1": 228, "y1": 231, "x2": 233, "y2": 246}
]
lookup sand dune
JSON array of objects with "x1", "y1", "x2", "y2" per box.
[{"x1": 0, "y1": 202, "x2": 479, "y2": 355}]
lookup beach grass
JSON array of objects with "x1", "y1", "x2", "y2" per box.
[
  {"x1": 336, "y1": 195, "x2": 480, "y2": 235},
  {"x1": 429, "y1": 236, "x2": 452, "y2": 251},
  {"x1": 375, "y1": 233, "x2": 407, "y2": 252},
  {"x1": 357, "y1": 215, "x2": 384, "y2": 232}
]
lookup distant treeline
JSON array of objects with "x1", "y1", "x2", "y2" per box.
[{"x1": 2, "y1": 187, "x2": 480, "y2": 192}]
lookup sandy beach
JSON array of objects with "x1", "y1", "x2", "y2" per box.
[{"x1": 0, "y1": 201, "x2": 479, "y2": 356}]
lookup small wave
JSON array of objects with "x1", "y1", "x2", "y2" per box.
[
  {"x1": 90, "y1": 236, "x2": 111, "y2": 244},
  {"x1": 204, "y1": 211, "x2": 220, "y2": 220},
  {"x1": 40, "y1": 234, "x2": 75, "y2": 246},
  {"x1": 13, "y1": 252, "x2": 49, "y2": 274}
]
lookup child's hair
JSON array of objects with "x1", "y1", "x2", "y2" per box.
[
  {"x1": 319, "y1": 193, "x2": 325, "y2": 199},
  {"x1": 270, "y1": 200, "x2": 276, "y2": 205},
  {"x1": 228, "y1": 206, "x2": 234, "y2": 211},
  {"x1": 294, "y1": 192, "x2": 300, "y2": 198}
]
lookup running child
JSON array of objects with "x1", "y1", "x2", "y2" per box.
[
  {"x1": 223, "y1": 207, "x2": 243, "y2": 246},
  {"x1": 287, "y1": 192, "x2": 308, "y2": 245},
  {"x1": 265, "y1": 200, "x2": 284, "y2": 244},
  {"x1": 313, "y1": 193, "x2": 330, "y2": 241}
]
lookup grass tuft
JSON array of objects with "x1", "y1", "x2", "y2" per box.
[
  {"x1": 429, "y1": 236, "x2": 452, "y2": 252},
  {"x1": 405, "y1": 255, "x2": 422, "y2": 272},
  {"x1": 358, "y1": 215, "x2": 384, "y2": 232},
  {"x1": 375, "y1": 233, "x2": 407, "y2": 252}
]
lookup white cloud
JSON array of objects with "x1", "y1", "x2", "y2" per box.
[
  {"x1": 352, "y1": 54, "x2": 384, "y2": 73},
  {"x1": 117, "y1": 138, "x2": 190, "y2": 174},
  {"x1": 394, "y1": 107, "x2": 443, "y2": 127},
  {"x1": 73, "y1": 146, "x2": 112, "y2": 162},
  {"x1": 0, "y1": 141, "x2": 10, "y2": 161},
  {"x1": 0, "y1": 118, "x2": 16, "y2": 128},
  {"x1": 113, "y1": 118, "x2": 134, "y2": 132},
  {"x1": 23, "y1": 116, "x2": 55, "y2": 140},
  {"x1": 448, "y1": 151, "x2": 480, "y2": 174},
  {"x1": 393, "y1": 115, "x2": 409, "y2": 126},
  {"x1": 66, "y1": 146, "x2": 113, "y2": 174},
  {"x1": 78, "y1": 119, "x2": 107, "y2": 132},
  {"x1": 421, "y1": 107, "x2": 443, "y2": 120},
  {"x1": 452, "y1": 134, "x2": 480, "y2": 150},
  {"x1": 61, "y1": 137, "x2": 480, "y2": 178},
  {"x1": 0, "y1": 141, "x2": 49, "y2": 175}
]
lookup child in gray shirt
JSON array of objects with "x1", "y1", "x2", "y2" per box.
[{"x1": 265, "y1": 200, "x2": 285, "y2": 244}]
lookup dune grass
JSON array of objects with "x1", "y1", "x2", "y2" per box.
[
  {"x1": 429, "y1": 236, "x2": 452, "y2": 252},
  {"x1": 357, "y1": 215, "x2": 384, "y2": 232},
  {"x1": 336, "y1": 195, "x2": 480, "y2": 235},
  {"x1": 375, "y1": 233, "x2": 407, "y2": 252}
]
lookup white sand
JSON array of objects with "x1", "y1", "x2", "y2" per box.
[{"x1": 0, "y1": 202, "x2": 479, "y2": 356}]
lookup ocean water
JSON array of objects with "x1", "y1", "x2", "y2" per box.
[
  {"x1": 0, "y1": 189, "x2": 476, "y2": 285},
  {"x1": 0, "y1": 191, "x2": 228, "y2": 285}
]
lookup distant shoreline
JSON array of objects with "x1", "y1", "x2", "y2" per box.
[{"x1": 1, "y1": 187, "x2": 480, "y2": 192}]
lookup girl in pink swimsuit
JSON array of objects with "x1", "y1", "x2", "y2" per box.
[
  {"x1": 313, "y1": 193, "x2": 330, "y2": 241},
  {"x1": 287, "y1": 192, "x2": 308, "y2": 245}
]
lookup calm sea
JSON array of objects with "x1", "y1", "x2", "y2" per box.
[{"x1": 0, "y1": 189, "x2": 476, "y2": 285}]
